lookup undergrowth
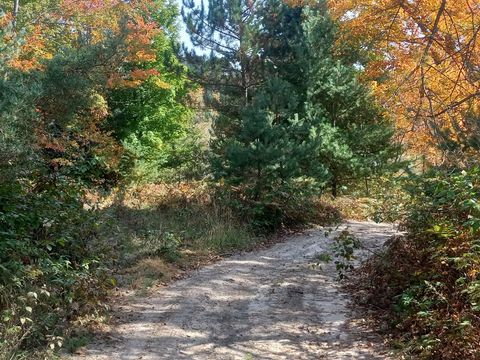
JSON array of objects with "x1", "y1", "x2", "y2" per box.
[
  {"x1": 108, "y1": 182, "x2": 258, "y2": 291},
  {"x1": 107, "y1": 181, "x2": 342, "y2": 291},
  {"x1": 321, "y1": 175, "x2": 409, "y2": 223},
  {"x1": 0, "y1": 180, "x2": 114, "y2": 359},
  {"x1": 354, "y1": 168, "x2": 480, "y2": 359}
]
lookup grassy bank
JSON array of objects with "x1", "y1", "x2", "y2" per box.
[{"x1": 108, "y1": 182, "x2": 259, "y2": 292}]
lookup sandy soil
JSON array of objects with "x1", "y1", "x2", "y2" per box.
[{"x1": 69, "y1": 221, "x2": 399, "y2": 360}]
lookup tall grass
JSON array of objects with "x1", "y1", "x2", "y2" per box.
[{"x1": 108, "y1": 182, "x2": 258, "y2": 289}]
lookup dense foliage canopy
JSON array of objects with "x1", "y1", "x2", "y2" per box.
[{"x1": 0, "y1": 0, "x2": 479, "y2": 358}]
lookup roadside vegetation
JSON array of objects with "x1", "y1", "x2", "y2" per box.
[{"x1": 1, "y1": 0, "x2": 479, "y2": 359}]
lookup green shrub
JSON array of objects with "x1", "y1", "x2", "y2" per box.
[
  {"x1": 0, "y1": 180, "x2": 112, "y2": 358},
  {"x1": 360, "y1": 168, "x2": 480, "y2": 359}
]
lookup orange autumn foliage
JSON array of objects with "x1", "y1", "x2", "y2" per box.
[
  {"x1": 328, "y1": 0, "x2": 480, "y2": 163},
  {"x1": 107, "y1": 68, "x2": 160, "y2": 88},
  {"x1": 0, "y1": 0, "x2": 165, "y2": 175},
  {"x1": 4, "y1": 0, "x2": 160, "y2": 80},
  {"x1": 8, "y1": 24, "x2": 51, "y2": 71}
]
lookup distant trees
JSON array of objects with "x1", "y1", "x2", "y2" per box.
[{"x1": 107, "y1": 2, "x2": 197, "y2": 183}]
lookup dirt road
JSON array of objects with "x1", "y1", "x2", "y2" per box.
[{"x1": 71, "y1": 221, "x2": 398, "y2": 360}]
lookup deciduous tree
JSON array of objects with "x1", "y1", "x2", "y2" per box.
[{"x1": 329, "y1": 0, "x2": 480, "y2": 164}]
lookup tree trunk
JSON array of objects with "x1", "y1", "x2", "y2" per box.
[
  {"x1": 253, "y1": 162, "x2": 262, "y2": 201},
  {"x1": 13, "y1": 0, "x2": 20, "y2": 26},
  {"x1": 331, "y1": 178, "x2": 338, "y2": 198}
]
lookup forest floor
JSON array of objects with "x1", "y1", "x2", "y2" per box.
[{"x1": 67, "y1": 221, "x2": 399, "y2": 360}]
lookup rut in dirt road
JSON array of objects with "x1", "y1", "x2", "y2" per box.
[{"x1": 70, "y1": 221, "x2": 399, "y2": 360}]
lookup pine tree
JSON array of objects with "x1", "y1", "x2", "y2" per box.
[
  {"x1": 303, "y1": 8, "x2": 400, "y2": 196},
  {"x1": 193, "y1": 2, "x2": 330, "y2": 227},
  {"x1": 182, "y1": 0, "x2": 262, "y2": 120},
  {"x1": 257, "y1": 0, "x2": 308, "y2": 104},
  {"x1": 185, "y1": 1, "x2": 400, "y2": 226}
]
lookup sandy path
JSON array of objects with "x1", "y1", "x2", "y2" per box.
[{"x1": 70, "y1": 221, "x2": 398, "y2": 360}]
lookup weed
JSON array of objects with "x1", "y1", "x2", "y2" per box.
[
  {"x1": 315, "y1": 229, "x2": 362, "y2": 279},
  {"x1": 108, "y1": 183, "x2": 258, "y2": 291},
  {"x1": 63, "y1": 333, "x2": 92, "y2": 354}
]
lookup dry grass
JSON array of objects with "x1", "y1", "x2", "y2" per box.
[
  {"x1": 320, "y1": 196, "x2": 375, "y2": 221},
  {"x1": 105, "y1": 182, "x2": 258, "y2": 292},
  {"x1": 98, "y1": 183, "x2": 359, "y2": 294},
  {"x1": 119, "y1": 258, "x2": 178, "y2": 290}
]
